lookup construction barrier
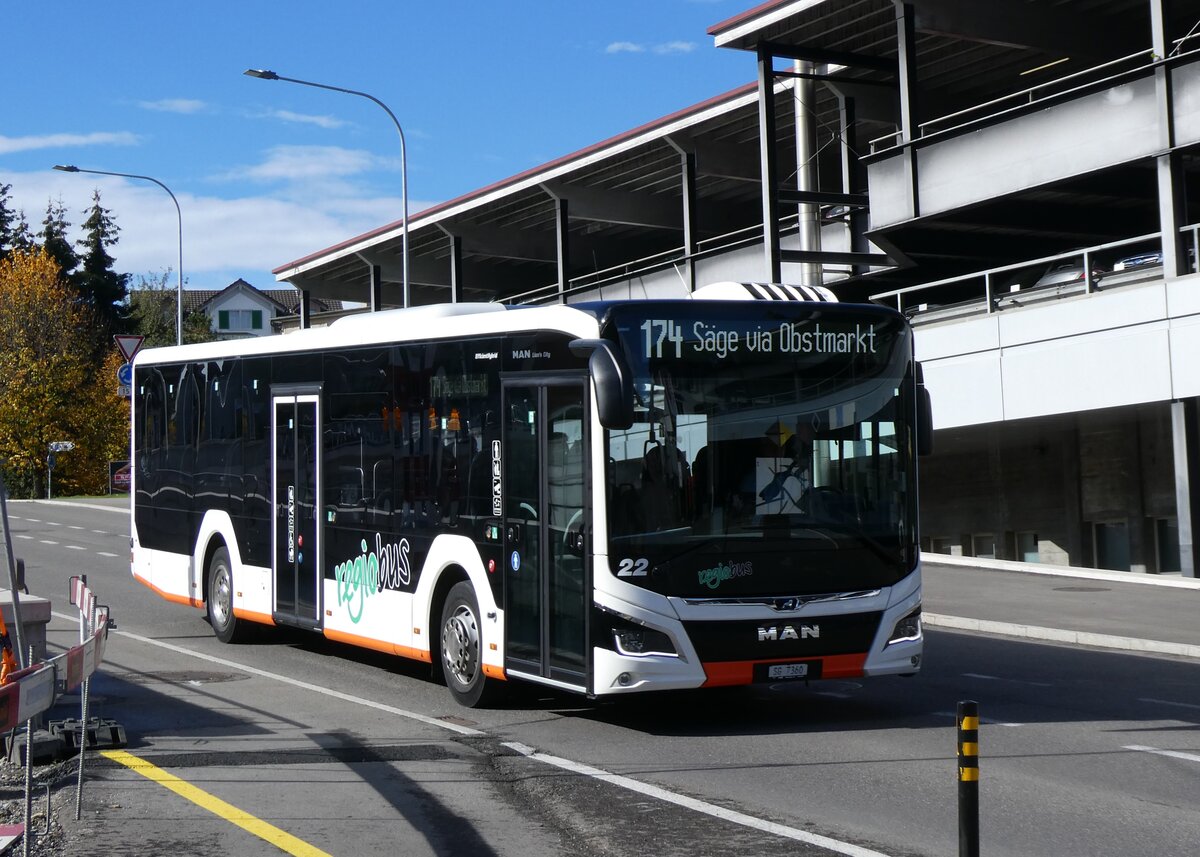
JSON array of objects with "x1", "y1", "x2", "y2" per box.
[{"x1": 1, "y1": 575, "x2": 115, "y2": 856}]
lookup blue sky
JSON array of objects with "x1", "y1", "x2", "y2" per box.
[{"x1": 2, "y1": 1, "x2": 753, "y2": 293}]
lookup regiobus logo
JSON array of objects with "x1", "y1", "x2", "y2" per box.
[{"x1": 334, "y1": 534, "x2": 412, "y2": 623}]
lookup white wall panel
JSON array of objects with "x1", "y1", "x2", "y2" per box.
[
  {"x1": 1002, "y1": 323, "x2": 1172, "y2": 420},
  {"x1": 922, "y1": 352, "x2": 1004, "y2": 428},
  {"x1": 915, "y1": 315, "x2": 1000, "y2": 361},
  {"x1": 1168, "y1": 314, "x2": 1200, "y2": 399},
  {"x1": 997, "y1": 283, "x2": 1166, "y2": 347},
  {"x1": 1171, "y1": 59, "x2": 1200, "y2": 146}
]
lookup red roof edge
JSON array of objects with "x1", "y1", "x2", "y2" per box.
[
  {"x1": 273, "y1": 81, "x2": 759, "y2": 276},
  {"x1": 707, "y1": 0, "x2": 792, "y2": 37}
]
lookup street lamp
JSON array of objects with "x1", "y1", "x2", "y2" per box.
[
  {"x1": 54, "y1": 164, "x2": 184, "y2": 346},
  {"x1": 244, "y1": 68, "x2": 410, "y2": 308}
]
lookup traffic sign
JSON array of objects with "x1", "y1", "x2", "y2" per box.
[
  {"x1": 49, "y1": 441, "x2": 75, "y2": 452},
  {"x1": 114, "y1": 334, "x2": 145, "y2": 363},
  {"x1": 117, "y1": 362, "x2": 133, "y2": 386}
]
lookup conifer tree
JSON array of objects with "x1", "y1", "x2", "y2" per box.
[
  {"x1": 39, "y1": 197, "x2": 78, "y2": 278},
  {"x1": 76, "y1": 189, "x2": 130, "y2": 334},
  {"x1": 0, "y1": 183, "x2": 15, "y2": 262}
]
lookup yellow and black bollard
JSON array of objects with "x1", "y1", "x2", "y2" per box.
[{"x1": 958, "y1": 700, "x2": 980, "y2": 857}]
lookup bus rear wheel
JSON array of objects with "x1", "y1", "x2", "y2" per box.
[
  {"x1": 439, "y1": 582, "x2": 502, "y2": 708},
  {"x1": 207, "y1": 546, "x2": 250, "y2": 643}
]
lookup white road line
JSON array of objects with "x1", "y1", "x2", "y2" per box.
[
  {"x1": 68, "y1": 525, "x2": 84, "y2": 530},
  {"x1": 1124, "y1": 745, "x2": 1200, "y2": 764},
  {"x1": 502, "y1": 742, "x2": 895, "y2": 857},
  {"x1": 39, "y1": 540, "x2": 58, "y2": 545},
  {"x1": 924, "y1": 613, "x2": 1200, "y2": 661},
  {"x1": 97, "y1": 552, "x2": 118, "y2": 558},
  {"x1": 91, "y1": 530, "x2": 108, "y2": 535},
  {"x1": 55, "y1": 614, "x2": 486, "y2": 738},
  {"x1": 46, "y1": 521, "x2": 60, "y2": 526},
  {"x1": 15, "y1": 535, "x2": 32, "y2": 540},
  {"x1": 24, "y1": 518, "x2": 40, "y2": 523},
  {"x1": 21, "y1": 499, "x2": 128, "y2": 514},
  {"x1": 1138, "y1": 697, "x2": 1200, "y2": 712},
  {"x1": 69, "y1": 612, "x2": 898, "y2": 855},
  {"x1": 962, "y1": 672, "x2": 1052, "y2": 688},
  {"x1": 66, "y1": 545, "x2": 84, "y2": 551}
]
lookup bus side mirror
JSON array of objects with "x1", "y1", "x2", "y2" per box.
[
  {"x1": 916, "y1": 362, "x2": 934, "y2": 457},
  {"x1": 569, "y1": 339, "x2": 634, "y2": 430}
]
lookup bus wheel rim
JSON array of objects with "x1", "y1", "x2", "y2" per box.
[
  {"x1": 443, "y1": 605, "x2": 479, "y2": 687},
  {"x1": 212, "y1": 567, "x2": 232, "y2": 627}
]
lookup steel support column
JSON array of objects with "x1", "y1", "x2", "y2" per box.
[
  {"x1": 839, "y1": 93, "x2": 871, "y2": 275},
  {"x1": 895, "y1": 1, "x2": 921, "y2": 217},
  {"x1": 298, "y1": 290, "x2": 311, "y2": 329},
  {"x1": 1171, "y1": 399, "x2": 1200, "y2": 577},
  {"x1": 554, "y1": 196, "x2": 569, "y2": 302},
  {"x1": 794, "y1": 60, "x2": 822, "y2": 288},
  {"x1": 757, "y1": 46, "x2": 782, "y2": 283},
  {"x1": 681, "y1": 150, "x2": 698, "y2": 292},
  {"x1": 1152, "y1": 0, "x2": 1185, "y2": 277},
  {"x1": 442, "y1": 229, "x2": 464, "y2": 304},
  {"x1": 368, "y1": 264, "x2": 383, "y2": 312}
]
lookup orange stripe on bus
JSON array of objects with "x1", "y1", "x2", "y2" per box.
[
  {"x1": 232, "y1": 608, "x2": 275, "y2": 627},
  {"x1": 323, "y1": 628, "x2": 433, "y2": 664},
  {"x1": 700, "y1": 653, "x2": 867, "y2": 687},
  {"x1": 132, "y1": 571, "x2": 204, "y2": 609},
  {"x1": 482, "y1": 664, "x2": 507, "y2": 681}
]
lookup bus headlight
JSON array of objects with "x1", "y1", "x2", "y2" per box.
[
  {"x1": 887, "y1": 608, "x2": 922, "y2": 646},
  {"x1": 613, "y1": 624, "x2": 677, "y2": 657}
]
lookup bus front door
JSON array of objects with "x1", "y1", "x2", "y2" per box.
[
  {"x1": 272, "y1": 393, "x2": 322, "y2": 629},
  {"x1": 502, "y1": 381, "x2": 590, "y2": 691}
]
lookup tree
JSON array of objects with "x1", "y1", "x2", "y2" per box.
[
  {"x1": 76, "y1": 189, "x2": 130, "y2": 335},
  {"x1": 39, "y1": 197, "x2": 77, "y2": 279},
  {"x1": 0, "y1": 249, "x2": 128, "y2": 497},
  {"x1": 0, "y1": 183, "x2": 15, "y2": 262},
  {"x1": 9, "y1": 210, "x2": 36, "y2": 255},
  {"x1": 128, "y1": 270, "x2": 215, "y2": 347}
]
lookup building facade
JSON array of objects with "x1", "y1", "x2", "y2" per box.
[{"x1": 268, "y1": 0, "x2": 1200, "y2": 576}]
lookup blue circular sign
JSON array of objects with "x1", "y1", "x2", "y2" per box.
[
  {"x1": 118, "y1": 362, "x2": 133, "y2": 385},
  {"x1": 510, "y1": 551, "x2": 521, "y2": 572}
]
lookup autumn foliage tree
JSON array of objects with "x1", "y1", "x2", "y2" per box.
[{"x1": 0, "y1": 249, "x2": 129, "y2": 497}]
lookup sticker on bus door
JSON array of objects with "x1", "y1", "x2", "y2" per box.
[
  {"x1": 287, "y1": 485, "x2": 296, "y2": 562},
  {"x1": 491, "y1": 440, "x2": 502, "y2": 516}
]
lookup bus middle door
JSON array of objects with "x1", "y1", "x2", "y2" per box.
[
  {"x1": 501, "y1": 380, "x2": 589, "y2": 691},
  {"x1": 272, "y1": 391, "x2": 322, "y2": 630}
]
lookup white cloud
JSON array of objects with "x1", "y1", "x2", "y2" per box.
[
  {"x1": 606, "y1": 41, "x2": 645, "y2": 54},
  {"x1": 654, "y1": 41, "x2": 697, "y2": 55},
  {"x1": 1, "y1": 167, "x2": 434, "y2": 291},
  {"x1": 0, "y1": 132, "x2": 139, "y2": 156},
  {"x1": 215, "y1": 145, "x2": 379, "y2": 183},
  {"x1": 260, "y1": 109, "x2": 348, "y2": 130},
  {"x1": 138, "y1": 98, "x2": 207, "y2": 114}
]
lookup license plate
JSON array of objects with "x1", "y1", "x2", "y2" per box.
[{"x1": 767, "y1": 663, "x2": 809, "y2": 680}]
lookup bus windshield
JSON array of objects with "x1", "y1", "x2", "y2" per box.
[{"x1": 602, "y1": 302, "x2": 917, "y2": 598}]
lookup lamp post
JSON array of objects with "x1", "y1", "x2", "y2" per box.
[
  {"x1": 244, "y1": 68, "x2": 410, "y2": 308},
  {"x1": 54, "y1": 164, "x2": 184, "y2": 346}
]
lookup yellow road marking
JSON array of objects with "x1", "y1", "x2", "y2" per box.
[{"x1": 100, "y1": 749, "x2": 332, "y2": 857}]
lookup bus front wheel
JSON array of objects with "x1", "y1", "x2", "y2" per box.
[
  {"x1": 207, "y1": 546, "x2": 249, "y2": 644},
  {"x1": 439, "y1": 582, "x2": 501, "y2": 707}
]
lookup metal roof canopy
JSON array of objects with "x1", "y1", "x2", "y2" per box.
[{"x1": 276, "y1": 0, "x2": 1200, "y2": 308}]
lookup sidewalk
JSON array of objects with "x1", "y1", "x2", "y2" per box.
[{"x1": 923, "y1": 555, "x2": 1200, "y2": 659}]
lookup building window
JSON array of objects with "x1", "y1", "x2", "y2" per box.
[
  {"x1": 930, "y1": 536, "x2": 956, "y2": 555},
  {"x1": 1093, "y1": 521, "x2": 1130, "y2": 571},
  {"x1": 971, "y1": 533, "x2": 995, "y2": 559},
  {"x1": 217, "y1": 309, "x2": 264, "y2": 331},
  {"x1": 1155, "y1": 518, "x2": 1181, "y2": 574},
  {"x1": 1015, "y1": 531, "x2": 1040, "y2": 563}
]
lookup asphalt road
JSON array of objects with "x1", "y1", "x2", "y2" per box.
[{"x1": 4, "y1": 498, "x2": 1199, "y2": 857}]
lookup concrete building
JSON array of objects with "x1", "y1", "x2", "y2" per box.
[{"x1": 268, "y1": 0, "x2": 1200, "y2": 577}]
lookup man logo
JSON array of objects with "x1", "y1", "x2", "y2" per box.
[{"x1": 757, "y1": 624, "x2": 820, "y2": 641}]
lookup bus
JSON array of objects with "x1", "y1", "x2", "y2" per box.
[{"x1": 130, "y1": 281, "x2": 930, "y2": 707}]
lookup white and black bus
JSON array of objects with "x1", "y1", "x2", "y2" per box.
[{"x1": 130, "y1": 282, "x2": 930, "y2": 706}]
